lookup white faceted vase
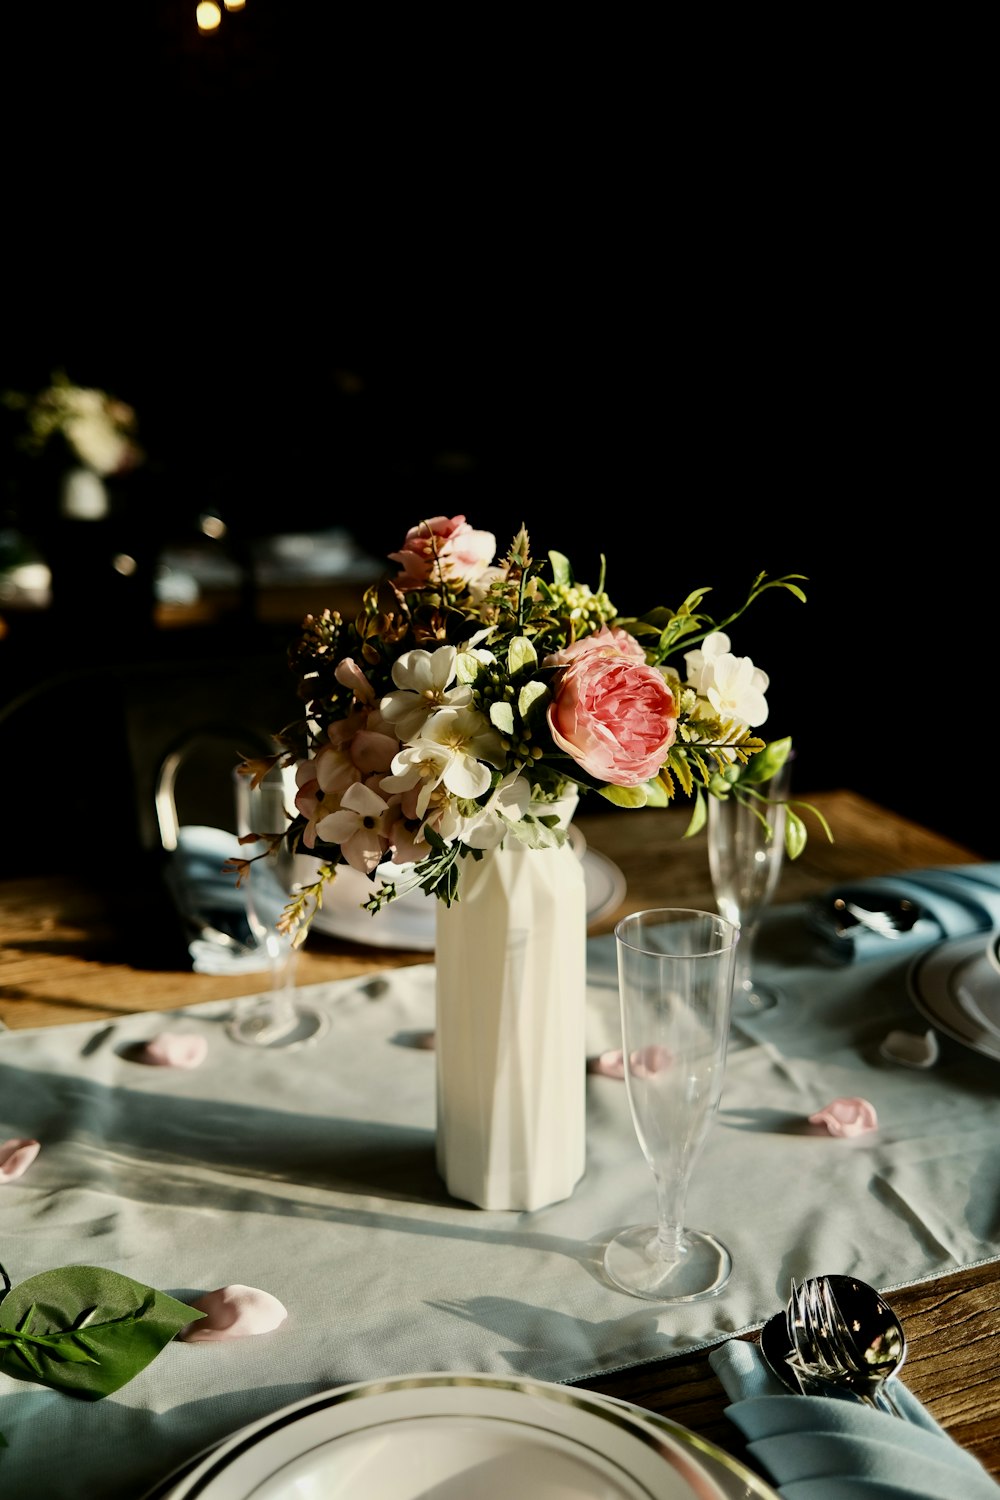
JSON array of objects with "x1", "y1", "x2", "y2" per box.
[{"x1": 434, "y1": 798, "x2": 587, "y2": 1211}]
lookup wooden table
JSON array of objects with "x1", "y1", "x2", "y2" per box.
[{"x1": 2, "y1": 789, "x2": 998, "y2": 1480}]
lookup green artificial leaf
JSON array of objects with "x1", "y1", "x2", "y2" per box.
[
  {"x1": 742, "y1": 736, "x2": 792, "y2": 784},
  {"x1": 0, "y1": 1266, "x2": 204, "y2": 1400},
  {"x1": 785, "y1": 808, "x2": 807, "y2": 860},
  {"x1": 518, "y1": 679, "x2": 549, "y2": 726},
  {"x1": 507, "y1": 634, "x2": 538, "y2": 677},
  {"x1": 684, "y1": 789, "x2": 708, "y2": 838},
  {"x1": 598, "y1": 784, "x2": 649, "y2": 809},
  {"x1": 547, "y1": 550, "x2": 573, "y2": 588},
  {"x1": 489, "y1": 700, "x2": 515, "y2": 736}
]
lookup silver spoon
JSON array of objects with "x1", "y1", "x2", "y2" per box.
[{"x1": 760, "y1": 1275, "x2": 908, "y2": 1417}]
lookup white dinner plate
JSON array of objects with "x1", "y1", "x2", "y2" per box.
[
  {"x1": 907, "y1": 933, "x2": 1000, "y2": 1062},
  {"x1": 309, "y1": 827, "x2": 627, "y2": 950},
  {"x1": 145, "y1": 1373, "x2": 779, "y2": 1500},
  {"x1": 987, "y1": 928, "x2": 1000, "y2": 980}
]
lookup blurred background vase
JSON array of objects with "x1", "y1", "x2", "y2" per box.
[{"x1": 433, "y1": 794, "x2": 587, "y2": 1211}]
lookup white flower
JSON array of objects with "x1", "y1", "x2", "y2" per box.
[
  {"x1": 381, "y1": 741, "x2": 452, "y2": 818},
  {"x1": 412, "y1": 706, "x2": 506, "y2": 798},
  {"x1": 442, "y1": 773, "x2": 532, "y2": 850},
  {"x1": 380, "y1": 645, "x2": 472, "y2": 742},
  {"x1": 683, "y1": 631, "x2": 732, "y2": 694},
  {"x1": 706, "y1": 653, "x2": 769, "y2": 728},
  {"x1": 314, "y1": 782, "x2": 391, "y2": 872},
  {"x1": 685, "y1": 630, "x2": 769, "y2": 728}
]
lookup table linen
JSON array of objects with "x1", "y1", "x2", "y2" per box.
[{"x1": 1, "y1": 888, "x2": 999, "y2": 1498}]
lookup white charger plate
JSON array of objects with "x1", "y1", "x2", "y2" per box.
[
  {"x1": 144, "y1": 1373, "x2": 779, "y2": 1500},
  {"x1": 907, "y1": 932, "x2": 1000, "y2": 1061},
  {"x1": 309, "y1": 827, "x2": 627, "y2": 950}
]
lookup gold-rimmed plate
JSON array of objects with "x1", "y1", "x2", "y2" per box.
[
  {"x1": 908, "y1": 933, "x2": 1000, "y2": 1061},
  {"x1": 145, "y1": 1373, "x2": 778, "y2": 1500}
]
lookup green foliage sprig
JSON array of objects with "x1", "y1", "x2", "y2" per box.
[{"x1": 0, "y1": 1262, "x2": 203, "y2": 1403}]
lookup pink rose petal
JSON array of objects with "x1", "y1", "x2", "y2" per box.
[
  {"x1": 138, "y1": 1034, "x2": 208, "y2": 1069},
  {"x1": 809, "y1": 1097, "x2": 878, "y2": 1137},
  {"x1": 589, "y1": 1049, "x2": 626, "y2": 1079},
  {"x1": 629, "y1": 1044, "x2": 673, "y2": 1078},
  {"x1": 178, "y1": 1284, "x2": 288, "y2": 1342},
  {"x1": 0, "y1": 1138, "x2": 40, "y2": 1182}
]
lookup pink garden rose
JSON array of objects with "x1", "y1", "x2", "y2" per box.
[
  {"x1": 545, "y1": 628, "x2": 677, "y2": 786},
  {"x1": 388, "y1": 515, "x2": 496, "y2": 591}
]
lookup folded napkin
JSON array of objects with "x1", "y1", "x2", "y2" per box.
[
  {"x1": 809, "y1": 862, "x2": 1000, "y2": 961},
  {"x1": 709, "y1": 1338, "x2": 1000, "y2": 1499}
]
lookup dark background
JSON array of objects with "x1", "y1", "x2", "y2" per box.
[{"x1": 2, "y1": 6, "x2": 994, "y2": 859}]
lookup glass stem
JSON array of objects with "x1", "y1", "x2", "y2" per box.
[
  {"x1": 653, "y1": 1171, "x2": 686, "y2": 1264},
  {"x1": 733, "y1": 917, "x2": 760, "y2": 997}
]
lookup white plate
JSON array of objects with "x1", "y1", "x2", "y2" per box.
[
  {"x1": 907, "y1": 933, "x2": 1000, "y2": 1062},
  {"x1": 309, "y1": 828, "x2": 627, "y2": 950},
  {"x1": 988, "y1": 928, "x2": 1000, "y2": 979},
  {"x1": 145, "y1": 1373, "x2": 779, "y2": 1500}
]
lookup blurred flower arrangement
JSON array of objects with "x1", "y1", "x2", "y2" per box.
[
  {"x1": 2, "y1": 368, "x2": 144, "y2": 477},
  {"x1": 237, "y1": 516, "x2": 830, "y2": 938}
]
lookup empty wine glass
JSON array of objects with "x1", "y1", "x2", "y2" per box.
[
  {"x1": 604, "y1": 908, "x2": 738, "y2": 1303},
  {"x1": 707, "y1": 756, "x2": 790, "y2": 1015},
  {"x1": 227, "y1": 766, "x2": 328, "y2": 1050}
]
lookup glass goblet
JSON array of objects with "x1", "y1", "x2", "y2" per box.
[
  {"x1": 604, "y1": 907, "x2": 738, "y2": 1303},
  {"x1": 227, "y1": 767, "x2": 328, "y2": 1050},
  {"x1": 706, "y1": 758, "x2": 790, "y2": 1015}
]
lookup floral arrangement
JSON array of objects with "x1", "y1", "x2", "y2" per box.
[
  {"x1": 237, "y1": 516, "x2": 829, "y2": 939},
  {"x1": 2, "y1": 368, "x2": 144, "y2": 477}
]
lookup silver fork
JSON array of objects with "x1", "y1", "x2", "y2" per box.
[{"x1": 789, "y1": 1277, "x2": 903, "y2": 1417}]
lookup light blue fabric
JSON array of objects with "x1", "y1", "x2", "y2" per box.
[
  {"x1": 709, "y1": 1340, "x2": 999, "y2": 1499},
  {"x1": 811, "y1": 863, "x2": 1000, "y2": 960},
  {"x1": 2, "y1": 876, "x2": 1000, "y2": 1497}
]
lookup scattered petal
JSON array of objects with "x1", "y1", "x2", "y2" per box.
[
  {"x1": 0, "y1": 1138, "x2": 40, "y2": 1182},
  {"x1": 880, "y1": 1028, "x2": 940, "y2": 1069},
  {"x1": 809, "y1": 1097, "x2": 878, "y2": 1137},
  {"x1": 178, "y1": 1284, "x2": 288, "y2": 1342},
  {"x1": 589, "y1": 1049, "x2": 626, "y2": 1079},
  {"x1": 138, "y1": 1034, "x2": 208, "y2": 1069},
  {"x1": 629, "y1": 1044, "x2": 673, "y2": 1078}
]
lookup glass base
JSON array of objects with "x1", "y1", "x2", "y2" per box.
[
  {"x1": 226, "y1": 1001, "x2": 328, "y2": 1050},
  {"x1": 732, "y1": 979, "x2": 781, "y2": 1016},
  {"x1": 603, "y1": 1224, "x2": 732, "y2": 1303}
]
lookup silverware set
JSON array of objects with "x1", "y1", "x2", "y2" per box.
[{"x1": 760, "y1": 1273, "x2": 908, "y2": 1417}]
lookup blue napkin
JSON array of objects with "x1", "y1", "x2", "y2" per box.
[
  {"x1": 809, "y1": 863, "x2": 1000, "y2": 961},
  {"x1": 709, "y1": 1338, "x2": 1000, "y2": 1499}
]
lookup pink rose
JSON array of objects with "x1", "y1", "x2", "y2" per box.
[
  {"x1": 544, "y1": 625, "x2": 646, "y2": 670},
  {"x1": 546, "y1": 634, "x2": 677, "y2": 787},
  {"x1": 388, "y1": 516, "x2": 496, "y2": 591}
]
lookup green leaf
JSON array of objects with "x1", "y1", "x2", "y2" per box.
[
  {"x1": 507, "y1": 635, "x2": 538, "y2": 676},
  {"x1": 517, "y1": 679, "x2": 549, "y2": 726},
  {"x1": 742, "y1": 736, "x2": 792, "y2": 784},
  {"x1": 785, "y1": 808, "x2": 807, "y2": 860},
  {"x1": 0, "y1": 1267, "x2": 203, "y2": 1400},
  {"x1": 547, "y1": 550, "x2": 573, "y2": 588},
  {"x1": 489, "y1": 701, "x2": 515, "y2": 736},
  {"x1": 598, "y1": 784, "x2": 649, "y2": 809},
  {"x1": 684, "y1": 789, "x2": 708, "y2": 838}
]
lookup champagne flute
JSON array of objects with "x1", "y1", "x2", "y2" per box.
[
  {"x1": 227, "y1": 766, "x2": 328, "y2": 1050},
  {"x1": 604, "y1": 908, "x2": 738, "y2": 1303},
  {"x1": 706, "y1": 756, "x2": 790, "y2": 1015}
]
